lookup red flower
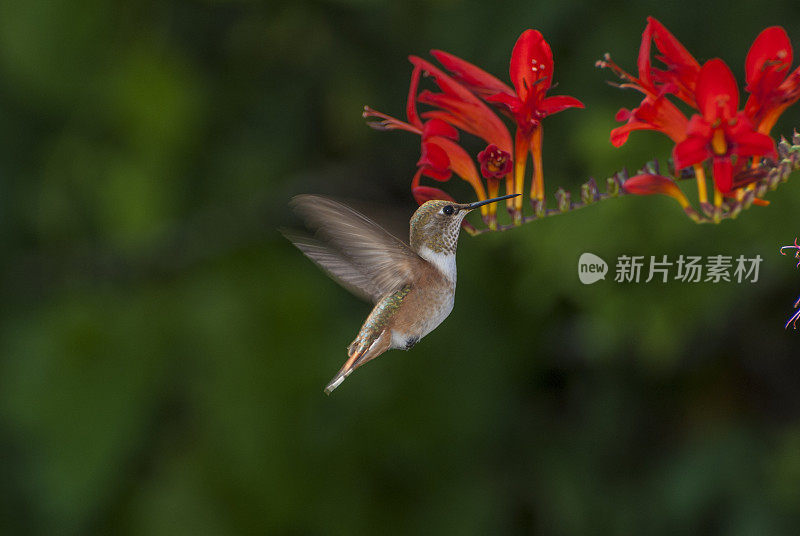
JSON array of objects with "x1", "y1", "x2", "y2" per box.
[
  {"x1": 410, "y1": 56, "x2": 512, "y2": 153},
  {"x1": 477, "y1": 144, "x2": 512, "y2": 179},
  {"x1": 432, "y1": 32, "x2": 584, "y2": 133},
  {"x1": 604, "y1": 17, "x2": 800, "y2": 220},
  {"x1": 623, "y1": 173, "x2": 690, "y2": 208},
  {"x1": 407, "y1": 54, "x2": 517, "y2": 225},
  {"x1": 363, "y1": 64, "x2": 488, "y2": 203},
  {"x1": 744, "y1": 26, "x2": 800, "y2": 134},
  {"x1": 433, "y1": 30, "x2": 583, "y2": 212},
  {"x1": 411, "y1": 185, "x2": 456, "y2": 205},
  {"x1": 610, "y1": 95, "x2": 688, "y2": 147},
  {"x1": 487, "y1": 30, "x2": 583, "y2": 135},
  {"x1": 599, "y1": 17, "x2": 699, "y2": 146},
  {"x1": 673, "y1": 59, "x2": 776, "y2": 193},
  {"x1": 638, "y1": 17, "x2": 701, "y2": 108}
]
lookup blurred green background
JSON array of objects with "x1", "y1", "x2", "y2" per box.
[{"x1": 3, "y1": 0, "x2": 800, "y2": 534}]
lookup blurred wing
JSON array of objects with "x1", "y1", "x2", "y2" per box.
[
  {"x1": 285, "y1": 195, "x2": 424, "y2": 302},
  {"x1": 280, "y1": 230, "x2": 377, "y2": 302}
]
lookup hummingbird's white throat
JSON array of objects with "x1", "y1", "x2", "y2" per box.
[{"x1": 417, "y1": 246, "x2": 457, "y2": 283}]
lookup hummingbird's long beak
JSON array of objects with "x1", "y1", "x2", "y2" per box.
[{"x1": 464, "y1": 193, "x2": 520, "y2": 211}]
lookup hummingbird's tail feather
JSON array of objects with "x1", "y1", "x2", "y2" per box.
[
  {"x1": 324, "y1": 366, "x2": 357, "y2": 395},
  {"x1": 324, "y1": 330, "x2": 392, "y2": 395},
  {"x1": 324, "y1": 348, "x2": 365, "y2": 395}
]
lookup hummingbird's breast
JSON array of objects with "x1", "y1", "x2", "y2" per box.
[{"x1": 388, "y1": 260, "x2": 456, "y2": 350}]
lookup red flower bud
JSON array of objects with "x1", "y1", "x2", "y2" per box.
[{"x1": 477, "y1": 144, "x2": 512, "y2": 179}]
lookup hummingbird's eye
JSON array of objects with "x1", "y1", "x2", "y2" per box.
[{"x1": 443, "y1": 205, "x2": 455, "y2": 216}]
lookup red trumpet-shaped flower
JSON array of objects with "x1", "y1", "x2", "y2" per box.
[
  {"x1": 363, "y1": 64, "x2": 488, "y2": 213},
  {"x1": 485, "y1": 30, "x2": 585, "y2": 136},
  {"x1": 673, "y1": 59, "x2": 776, "y2": 193},
  {"x1": 433, "y1": 29, "x2": 584, "y2": 216},
  {"x1": 411, "y1": 56, "x2": 513, "y2": 153},
  {"x1": 478, "y1": 144, "x2": 513, "y2": 179},
  {"x1": 623, "y1": 173, "x2": 689, "y2": 206},
  {"x1": 365, "y1": 29, "x2": 582, "y2": 228},
  {"x1": 416, "y1": 121, "x2": 460, "y2": 181},
  {"x1": 638, "y1": 16, "x2": 701, "y2": 108},
  {"x1": 407, "y1": 55, "x2": 514, "y2": 225},
  {"x1": 744, "y1": 26, "x2": 800, "y2": 135},
  {"x1": 603, "y1": 17, "x2": 798, "y2": 221},
  {"x1": 597, "y1": 17, "x2": 699, "y2": 146},
  {"x1": 610, "y1": 94, "x2": 688, "y2": 147},
  {"x1": 411, "y1": 184, "x2": 455, "y2": 206},
  {"x1": 411, "y1": 54, "x2": 516, "y2": 219}
]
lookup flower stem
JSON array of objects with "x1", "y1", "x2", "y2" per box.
[
  {"x1": 530, "y1": 126, "x2": 544, "y2": 203},
  {"x1": 693, "y1": 164, "x2": 708, "y2": 204},
  {"x1": 467, "y1": 130, "x2": 800, "y2": 233},
  {"x1": 485, "y1": 179, "x2": 499, "y2": 230},
  {"x1": 713, "y1": 187, "x2": 723, "y2": 223},
  {"x1": 512, "y1": 130, "x2": 530, "y2": 224}
]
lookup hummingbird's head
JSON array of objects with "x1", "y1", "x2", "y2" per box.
[{"x1": 409, "y1": 194, "x2": 519, "y2": 254}]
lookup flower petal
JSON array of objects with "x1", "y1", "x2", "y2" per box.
[
  {"x1": 777, "y1": 67, "x2": 800, "y2": 98},
  {"x1": 485, "y1": 91, "x2": 523, "y2": 116},
  {"x1": 406, "y1": 65, "x2": 423, "y2": 128},
  {"x1": 610, "y1": 122, "x2": 644, "y2": 147},
  {"x1": 637, "y1": 19, "x2": 655, "y2": 90},
  {"x1": 422, "y1": 118, "x2": 459, "y2": 140},
  {"x1": 623, "y1": 173, "x2": 690, "y2": 207},
  {"x1": 421, "y1": 168, "x2": 452, "y2": 181},
  {"x1": 509, "y1": 29, "x2": 553, "y2": 104},
  {"x1": 745, "y1": 26, "x2": 792, "y2": 91},
  {"x1": 418, "y1": 141, "x2": 451, "y2": 181},
  {"x1": 412, "y1": 186, "x2": 455, "y2": 205},
  {"x1": 418, "y1": 90, "x2": 512, "y2": 151},
  {"x1": 477, "y1": 144, "x2": 513, "y2": 179},
  {"x1": 428, "y1": 136, "x2": 480, "y2": 186},
  {"x1": 635, "y1": 96, "x2": 689, "y2": 142},
  {"x1": 409, "y1": 55, "x2": 476, "y2": 104},
  {"x1": 430, "y1": 49, "x2": 514, "y2": 99},
  {"x1": 684, "y1": 113, "x2": 712, "y2": 139},
  {"x1": 539, "y1": 95, "x2": 585, "y2": 115},
  {"x1": 732, "y1": 128, "x2": 777, "y2": 159},
  {"x1": 615, "y1": 107, "x2": 633, "y2": 122},
  {"x1": 411, "y1": 56, "x2": 513, "y2": 152},
  {"x1": 419, "y1": 110, "x2": 471, "y2": 137},
  {"x1": 673, "y1": 133, "x2": 712, "y2": 170},
  {"x1": 696, "y1": 59, "x2": 739, "y2": 121},
  {"x1": 744, "y1": 27, "x2": 798, "y2": 130},
  {"x1": 712, "y1": 156, "x2": 733, "y2": 192},
  {"x1": 727, "y1": 112, "x2": 777, "y2": 160},
  {"x1": 647, "y1": 16, "x2": 701, "y2": 103},
  {"x1": 610, "y1": 95, "x2": 689, "y2": 146}
]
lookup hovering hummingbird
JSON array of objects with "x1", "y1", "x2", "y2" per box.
[{"x1": 284, "y1": 193, "x2": 519, "y2": 394}]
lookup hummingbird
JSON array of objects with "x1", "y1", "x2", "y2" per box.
[{"x1": 284, "y1": 193, "x2": 519, "y2": 394}]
